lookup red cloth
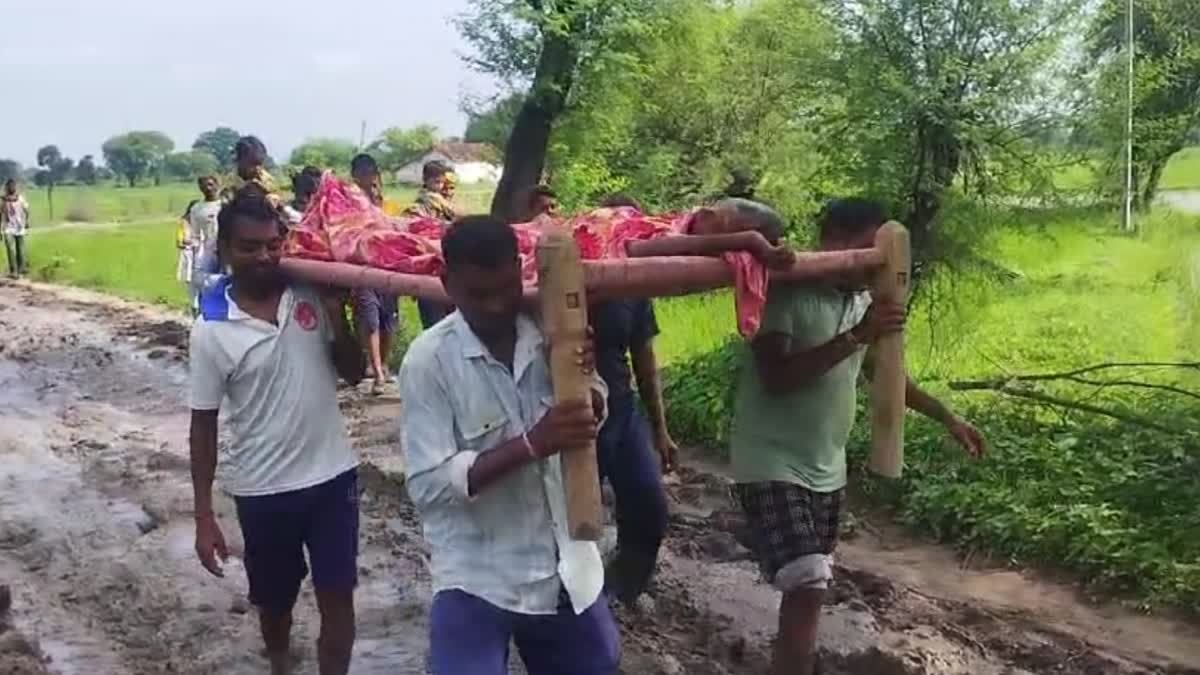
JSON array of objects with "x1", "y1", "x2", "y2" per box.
[{"x1": 284, "y1": 174, "x2": 767, "y2": 336}]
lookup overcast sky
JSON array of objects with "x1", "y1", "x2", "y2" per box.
[{"x1": 0, "y1": 0, "x2": 495, "y2": 166}]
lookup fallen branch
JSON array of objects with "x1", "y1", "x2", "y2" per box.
[
  {"x1": 974, "y1": 362, "x2": 1200, "y2": 383},
  {"x1": 948, "y1": 381, "x2": 1183, "y2": 434}
]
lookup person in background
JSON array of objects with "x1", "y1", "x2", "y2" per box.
[
  {"x1": 409, "y1": 160, "x2": 457, "y2": 222},
  {"x1": 1, "y1": 178, "x2": 30, "y2": 278},
  {"x1": 526, "y1": 184, "x2": 559, "y2": 220},
  {"x1": 399, "y1": 215, "x2": 619, "y2": 675},
  {"x1": 730, "y1": 198, "x2": 986, "y2": 675},
  {"x1": 349, "y1": 153, "x2": 401, "y2": 395},
  {"x1": 587, "y1": 194, "x2": 675, "y2": 605},
  {"x1": 440, "y1": 170, "x2": 458, "y2": 204},
  {"x1": 179, "y1": 176, "x2": 223, "y2": 314},
  {"x1": 189, "y1": 188, "x2": 365, "y2": 675},
  {"x1": 232, "y1": 136, "x2": 283, "y2": 209},
  {"x1": 407, "y1": 160, "x2": 457, "y2": 329},
  {"x1": 283, "y1": 166, "x2": 322, "y2": 227},
  {"x1": 350, "y1": 153, "x2": 383, "y2": 206}
]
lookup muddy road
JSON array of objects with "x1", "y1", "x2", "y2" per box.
[{"x1": 0, "y1": 282, "x2": 1197, "y2": 675}]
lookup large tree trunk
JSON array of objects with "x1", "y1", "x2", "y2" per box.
[{"x1": 490, "y1": 17, "x2": 581, "y2": 223}]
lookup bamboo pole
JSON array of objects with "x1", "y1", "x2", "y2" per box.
[
  {"x1": 536, "y1": 228, "x2": 604, "y2": 541},
  {"x1": 279, "y1": 247, "x2": 886, "y2": 303},
  {"x1": 867, "y1": 222, "x2": 911, "y2": 478}
]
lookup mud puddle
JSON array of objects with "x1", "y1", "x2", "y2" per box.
[{"x1": 0, "y1": 280, "x2": 1197, "y2": 675}]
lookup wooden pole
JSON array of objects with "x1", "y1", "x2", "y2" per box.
[
  {"x1": 536, "y1": 228, "x2": 604, "y2": 541},
  {"x1": 279, "y1": 247, "x2": 885, "y2": 303},
  {"x1": 868, "y1": 222, "x2": 911, "y2": 478}
]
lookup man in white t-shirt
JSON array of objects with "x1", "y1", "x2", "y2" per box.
[
  {"x1": 1, "y1": 179, "x2": 30, "y2": 278},
  {"x1": 189, "y1": 188, "x2": 365, "y2": 675}
]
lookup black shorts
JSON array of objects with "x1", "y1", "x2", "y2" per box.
[{"x1": 734, "y1": 482, "x2": 843, "y2": 581}]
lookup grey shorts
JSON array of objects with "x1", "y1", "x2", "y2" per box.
[{"x1": 350, "y1": 289, "x2": 399, "y2": 335}]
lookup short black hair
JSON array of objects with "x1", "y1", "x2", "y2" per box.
[
  {"x1": 817, "y1": 198, "x2": 888, "y2": 240},
  {"x1": 234, "y1": 135, "x2": 268, "y2": 162},
  {"x1": 423, "y1": 160, "x2": 451, "y2": 184},
  {"x1": 292, "y1": 166, "x2": 322, "y2": 197},
  {"x1": 599, "y1": 193, "x2": 643, "y2": 210},
  {"x1": 351, "y1": 153, "x2": 378, "y2": 177},
  {"x1": 217, "y1": 185, "x2": 284, "y2": 252},
  {"x1": 442, "y1": 215, "x2": 519, "y2": 270},
  {"x1": 716, "y1": 197, "x2": 785, "y2": 243},
  {"x1": 527, "y1": 184, "x2": 557, "y2": 207}
]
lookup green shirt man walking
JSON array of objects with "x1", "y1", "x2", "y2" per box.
[{"x1": 730, "y1": 197, "x2": 987, "y2": 675}]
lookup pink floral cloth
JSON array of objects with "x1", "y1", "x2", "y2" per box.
[{"x1": 285, "y1": 174, "x2": 767, "y2": 336}]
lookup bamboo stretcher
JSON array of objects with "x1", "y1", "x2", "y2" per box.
[{"x1": 280, "y1": 224, "x2": 910, "y2": 540}]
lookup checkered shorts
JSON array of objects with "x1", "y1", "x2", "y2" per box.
[{"x1": 734, "y1": 482, "x2": 843, "y2": 581}]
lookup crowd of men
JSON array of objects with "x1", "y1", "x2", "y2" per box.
[{"x1": 183, "y1": 137, "x2": 985, "y2": 675}]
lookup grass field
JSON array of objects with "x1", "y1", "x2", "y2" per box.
[
  {"x1": 1161, "y1": 146, "x2": 1200, "y2": 191},
  {"x1": 20, "y1": 181, "x2": 496, "y2": 227}
]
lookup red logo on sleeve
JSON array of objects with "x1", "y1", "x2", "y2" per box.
[{"x1": 294, "y1": 301, "x2": 319, "y2": 332}]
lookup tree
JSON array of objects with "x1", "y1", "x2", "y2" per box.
[
  {"x1": 1087, "y1": 0, "x2": 1200, "y2": 210},
  {"x1": 459, "y1": 0, "x2": 655, "y2": 221},
  {"x1": 820, "y1": 0, "x2": 1083, "y2": 273},
  {"x1": 287, "y1": 138, "x2": 359, "y2": 173},
  {"x1": 0, "y1": 160, "x2": 20, "y2": 183},
  {"x1": 74, "y1": 155, "x2": 98, "y2": 185},
  {"x1": 163, "y1": 151, "x2": 220, "y2": 181},
  {"x1": 35, "y1": 145, "x2": 75, "y2": 220},
  {"x1": 192, "y1": 127, "x2": 242, "y2": 170},
  {"x1": 548, "y1": 0, "x2": 833, "y2": 217},
  {"x1": 101, "y1": 131, "x2": 175, "y2": 187},
  {"x1": 369, "y1": 125, "x2": 438, "y2": 173},
  {"x1": 463, "y1": 93, "x2": 524, "y2": 150}
]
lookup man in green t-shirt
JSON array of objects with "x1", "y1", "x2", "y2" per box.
[{"x1": 730, "y1": 198, "x2": 986, "y2": 675}]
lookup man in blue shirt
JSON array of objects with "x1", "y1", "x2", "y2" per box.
[{"x1": 588, "y1": 196, "x2": 677, "y2": 605}]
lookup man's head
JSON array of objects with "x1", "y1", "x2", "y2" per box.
[
  {"x1": 351, "y1": 153, "x2": 381, "y2": 200},
  {"x1": 441, "y1": 215, "x2": 523, "y2": 342},
  {"x1": 292, "y1": 166, "x2": 322, "y2": 205},
  {"x1": 217, "y1": 187, "x2": 286, "y2": 292},
  {"x1": 599, "y1": 193, "x2": 643, "y2": 211},
  {"x1": 817, "y1": 198, "x2": 888, "y2": 250},
  {"x1": 197, "y1": 175, "x2": 220, "y2": 201},
  {"x1": 688, "y1": 197, "x2": 785, "y2": 244},
  {"x1": 3, "y1": 179, "x2": 15, "y2": 196},
  {"x1": 527, "y1": 185, "x2": 558, "y2": 219},
  {"x1": 817, "y1": 197, "x2": 888, "y2": 289},
  {"x1": 234, "y1": 136, "x2": 269, "y2": 181},
  {"x1": 422, "y1": 160, "x2": 451, "y2": 191}
]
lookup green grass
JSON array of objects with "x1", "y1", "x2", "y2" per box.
[
  {"x1": 20, "y1": 181, "x2": 496, "y2": 227},
  {"x1": 1161, "y1": 146, "x2": 1200, "y2": 191}
]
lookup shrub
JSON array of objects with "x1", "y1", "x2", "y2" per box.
[
  {"x1": 64, "y1": 195, "x2": 98, "y2": 223},
  {"x1": 662, "y1": 338, "x2": 742, "y2": 452}
]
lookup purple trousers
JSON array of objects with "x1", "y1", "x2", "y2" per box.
[{"x1": 428, "y1": 589, "x2": 620, "y2": 675}]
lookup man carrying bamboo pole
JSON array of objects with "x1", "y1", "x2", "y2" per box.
[
  {"x1": 398, "y1": 215, "x2": 619, "y2": 675},
  {"x1": 730, "y1": 198, "x2": 986, "y2": 675}
]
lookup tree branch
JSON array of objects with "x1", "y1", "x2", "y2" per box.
[{"x1": 948, "y1": 382, "x2": 1184, "y2": 434}]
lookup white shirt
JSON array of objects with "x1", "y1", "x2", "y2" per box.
[
  {"x1": 2, "y1": 195, "x2": 29, "y2": 236},
  {"x1": 189, "y1": 281, "x2": 357, "y2": 496},
  {"x1": 398, "y1": 312, "x2": 607, "y2": 616}
]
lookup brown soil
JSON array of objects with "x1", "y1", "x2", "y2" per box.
[{"x1": 0, "y1": 280, "x2": 1196, "y2": 675}]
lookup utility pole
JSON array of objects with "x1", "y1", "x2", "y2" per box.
[
  {"x1": 359, "y1": 120, "x2": 367, "y2": 151},
  {"x1": 1122, "y1": 0, "x2": 1135, "y2": 232}
]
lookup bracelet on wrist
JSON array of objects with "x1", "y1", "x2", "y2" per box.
[{"x1": 521, "y1": 434, "x2": 539, "y2": 461}]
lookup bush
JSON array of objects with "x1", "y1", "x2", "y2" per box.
[
  {"x1": 662, "y1": 338, "x2": 742, "y2": 452},
  {"x1": 64, "y1": 195, "x2": 98, "y2": 223}
]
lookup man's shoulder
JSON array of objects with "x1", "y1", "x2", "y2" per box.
[{"x1": 401, "y1": 320, "x2": 458, "y2": 375}]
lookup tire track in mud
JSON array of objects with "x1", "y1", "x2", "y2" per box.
[{"x1": 0, "y1": 281, "x2": 1196, "y2": 675}]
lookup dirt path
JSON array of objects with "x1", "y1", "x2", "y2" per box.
[{"x1": 0, "y1": 282, "x2": 1196, "y2": 675}]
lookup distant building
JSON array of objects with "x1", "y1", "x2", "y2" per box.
[{"x1": 395, "y1": 142, "x2": 502, "y2": 185}]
